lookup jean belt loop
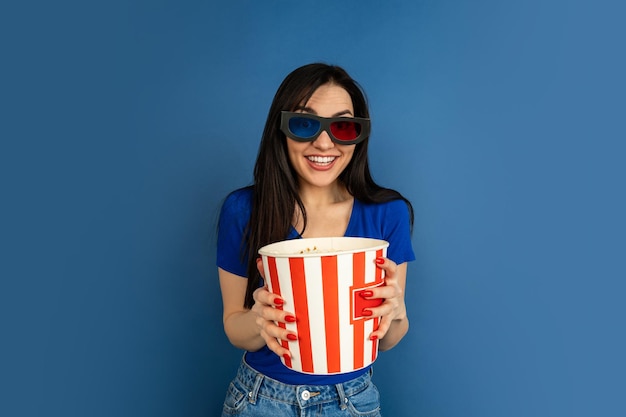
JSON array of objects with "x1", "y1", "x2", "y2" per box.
[
  {"x1": 335, "y1": 383, "x2": 349, "y2": 410},
  {"x1": 247, "y1": 373, "x2": 264, "y2": 404}
]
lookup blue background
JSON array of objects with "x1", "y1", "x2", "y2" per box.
[{"x1": 1, "y1": 1, "x2": 624, "y2": 416}]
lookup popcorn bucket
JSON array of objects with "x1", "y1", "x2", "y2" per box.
[{"x1": 258, "y1": 237, "x2": 389, "y2": 375}]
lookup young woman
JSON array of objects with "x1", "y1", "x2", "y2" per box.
[{"x1": 217, "y1": 63, "x2": 415, "y2": 416}]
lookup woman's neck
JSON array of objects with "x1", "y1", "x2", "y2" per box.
[
  {"x1": 293, "y1": 182, "x2": 354, "y2": 238},
  {"x1": 298, "y1": 182, "x2": 351, "y2": 207}
]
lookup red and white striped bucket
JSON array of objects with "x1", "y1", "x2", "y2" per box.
[{"x1": 259, "y1": 237, "x2": 389, "y2": 375}]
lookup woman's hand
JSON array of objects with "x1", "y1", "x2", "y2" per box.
[
  {"x1": 362, "y1": 257, "x2": 409, "y2": 349},
  {"x1": 250, "y1": 258, "x2": 297, "y2": 360}
]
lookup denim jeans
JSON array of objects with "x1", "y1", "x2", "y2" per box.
[{"x1": 221, "y1": 357, "x2": 382, "y2": 417}]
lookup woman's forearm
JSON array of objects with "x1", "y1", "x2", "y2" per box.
[
  {"x1": 378, "y1": 316, "x2": 409, "y2": 351},
  {"x1": 223, "y1": 309, "x2": 267, "y2": 351}
]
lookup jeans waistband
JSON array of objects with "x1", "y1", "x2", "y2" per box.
[{"x1": 235, "y1": 356, "x2": 372, "y2": 409}]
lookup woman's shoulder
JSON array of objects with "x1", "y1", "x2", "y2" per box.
[
  {"x1": 222, "y1": 186, "x2": 254, "y2": 211},
  {"x1": 353, "y1": 196, "x2": 413, "y2": 233},
  {"x1": 355, "y1": 196, "x2": 409, "y2": 215}
]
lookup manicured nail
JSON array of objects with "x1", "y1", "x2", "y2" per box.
[
  {"x1": 287, "y1": 334, "x2": 298, "y2": 341},
  {"x1": 283, "y1": 353, "x2": 291, "y2": 361},
  {"x1": 285, "y1": 315, "x2": 296, "y2": 323},
  {"x1": 359, "y1": 290, "x2": 373, "y2": 298},
  {"x1": 274, "y1": 297, "x2": 284, "y2": 306},
  {"x1": 370, "y1": 335, "x2": 378, "y2": 341},
  {"x1": 375, "y1": 258, "x2": 385, "y2": 265},
  {"x1": 361, "y1": 309, "x2": 373, "y2": 316}
]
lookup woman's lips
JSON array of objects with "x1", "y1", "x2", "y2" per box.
[{"x1": 306, "y1": 155, "x2": 337, "y2": 170}]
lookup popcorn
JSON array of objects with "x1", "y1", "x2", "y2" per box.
[{"x1": 298, "y1": 246, "x2": 318, "y2": 254}]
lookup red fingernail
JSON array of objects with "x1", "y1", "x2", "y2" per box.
[
  {"x1": 287, "y1": 334, "x2": 298, "y2": 341},
  {"x1": 274, "y1": 298, "x2": 284, "y2": 306},
  {"x1": 359, "y1": 290, "x2": 373, "y2": 298},
  {"x1": 361, "y1": 309, "x2": 373, "y2": 316},
  {"x1": 283, "y1": 353, "x2": 291, "y2": 362},
  {"x1": 370, "y1": 335, "x2": 378, "y2": 341},
  {"x1": 375, "y1": 258, "x2": 385, "y2": 265},
  {"x1": 285, "y1": 315, "x2": 296, "y2": 323}
]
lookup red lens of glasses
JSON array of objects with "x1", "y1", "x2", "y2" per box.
[{"x1": 330, "y1": 121, "x2": 361, "y2": 141}]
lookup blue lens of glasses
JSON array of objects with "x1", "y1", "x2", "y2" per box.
[{"x1": 288, "y1": 116, "x2": 321, "y2": 138}]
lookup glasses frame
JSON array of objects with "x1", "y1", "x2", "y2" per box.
[{"x1": 280, "y1": 111, "x2": 370, "y2": 145}]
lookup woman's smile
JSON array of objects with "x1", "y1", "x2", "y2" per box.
[{"x1": 305, "y1": 154, "x2": 338, "y2": 169}]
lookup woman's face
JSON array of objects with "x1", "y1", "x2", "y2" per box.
[{"x1": 286, "y1": 83, "x2": 356, "y2": 191}]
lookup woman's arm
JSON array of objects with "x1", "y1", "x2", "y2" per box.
[{"x1": 219, "y1": 267, "x2": 297, "y2": 357}]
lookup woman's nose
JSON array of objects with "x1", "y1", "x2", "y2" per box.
[{"x1": 312, "y1": 130, "x2": 334, "y2": 150}]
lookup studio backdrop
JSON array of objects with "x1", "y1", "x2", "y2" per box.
[{"x1": 1, "y1": 1, "x2": 624, "y2": 416}]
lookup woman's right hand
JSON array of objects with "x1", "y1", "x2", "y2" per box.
[{"x1": 251, "y1": 259, "x2": 297, "y2": 360}]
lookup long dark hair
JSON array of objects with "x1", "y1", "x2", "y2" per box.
[{"x1": 241, "y1": 63, "x2": 413, "y2": 308}]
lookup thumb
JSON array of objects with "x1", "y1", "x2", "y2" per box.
[{"x1": 256, "y1": 256, "x2": 266, "y2": 279}]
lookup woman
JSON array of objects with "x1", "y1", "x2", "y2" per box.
[{"x1": 217, "y1": 63, "x2": 415, "y2": 416}]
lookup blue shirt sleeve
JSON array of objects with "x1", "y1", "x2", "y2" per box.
[
  {"x1": 382, "y1": 199, "x2": 416, "y2": 265},
  {"x1": 217, "y1": 188, "x2": 253, "y2": 277}
]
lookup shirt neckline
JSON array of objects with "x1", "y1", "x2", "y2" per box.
[{"x1": 289, "y1": 198, "x2": 359, "y2": 238}]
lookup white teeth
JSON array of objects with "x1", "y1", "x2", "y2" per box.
[{"x1": 307, "y1": 156, "x2": 336, "y2": 164}]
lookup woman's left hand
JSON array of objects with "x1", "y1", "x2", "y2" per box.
[{"x1": 363, "y1": 257, "x2": 408, "y2": 345}]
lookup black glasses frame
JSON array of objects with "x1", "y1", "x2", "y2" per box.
[{"x1": 280, "y1": 111, "x2": 370, "y2": 145}]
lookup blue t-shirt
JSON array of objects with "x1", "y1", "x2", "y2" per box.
[{"x1": 217, "y1": 187, "x2": 415, "y2": 385}]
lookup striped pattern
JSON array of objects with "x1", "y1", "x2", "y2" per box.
[{"x1": 263, "y1": 247, "x2": 386, "y2": 374}]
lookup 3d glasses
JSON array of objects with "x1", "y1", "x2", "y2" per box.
[{"x1": 280, "y1": 111, "x2": 370, "y2": 145}]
